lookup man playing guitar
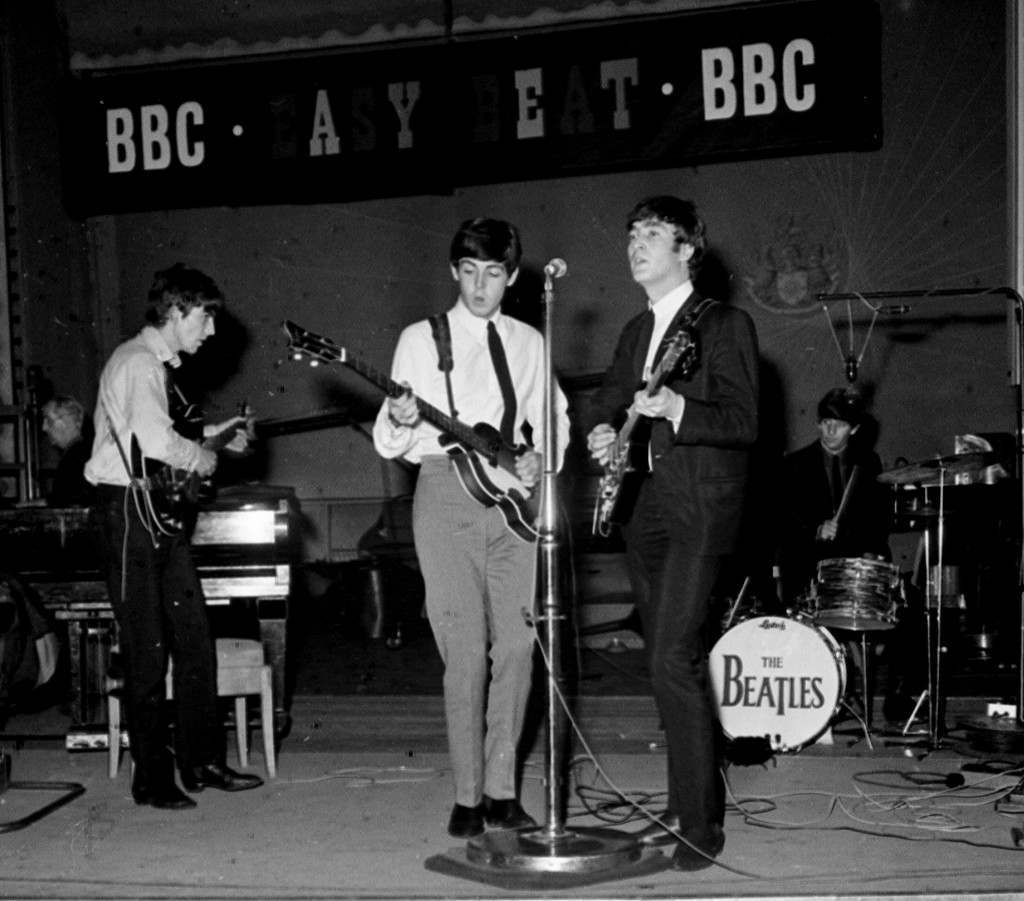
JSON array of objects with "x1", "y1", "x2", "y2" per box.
[
  {"x1": 372, "y1": 218, "x2": 569, "y2": 839},
  {"x1": 586, "y1": 197, "x2": 759, "y2": 870},
  {"x1": 85, "y1": 263, "x2": 262, "y2": 809}
]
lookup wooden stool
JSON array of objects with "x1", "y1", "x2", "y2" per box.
[{"x1": 107, "y1": 637, "x2": 276, "y2": 779}]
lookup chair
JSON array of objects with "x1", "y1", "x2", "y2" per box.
[{"x1": 107, "y1": 637, "x2": 276, "y2": 779}]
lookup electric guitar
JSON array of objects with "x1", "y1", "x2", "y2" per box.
[
  {"x1": 283, "y1": 320, "x2": 539, "y2": 543},
  {"x1": 592, "y1": 326, "x2": 698, "y2": 537},
  {"x1": 134, "y1": 394, "x2": 254, "y2": 536}
]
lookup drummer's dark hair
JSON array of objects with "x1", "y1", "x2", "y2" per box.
[{"x1": 817, "y1": 388, "x2": 864, "y2": 425}]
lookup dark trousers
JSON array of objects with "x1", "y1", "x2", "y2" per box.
[
  {"x1": 96, "y1": 485, "x2": 220, "y2": 789},
  {"x1": 624, "y1": 483, "x2": 725, "y2": 843}
]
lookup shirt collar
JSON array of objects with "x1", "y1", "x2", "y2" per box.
[
  {"x1": 140, "y1": 325, "x2": 181, "y2": 368},
  {"x1": 648, "y1": 280, "x2": 694, "y2": 323},
  {"x1": 449, "y1": 300, "x2": 504, "y2": 341}
]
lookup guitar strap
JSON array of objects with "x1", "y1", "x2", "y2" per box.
[
  {"x1": 687, "y1": 296, "x2": 717, "y2": 324},
  {"x1": 98, "y1": 394, "x2": 169, "y2": 544},
  {"x1": 652, "y1": 296, "x2": 716, "y2": 369},
  {"x1": 128, "y1": 363, "x2": 179, "y2": 483},
  {"x1": 98, "y1": 394, "x2": 146, "y2": 490},
  {"x1": 429, "y1": 313, "x2": 459, "y2": 419}
]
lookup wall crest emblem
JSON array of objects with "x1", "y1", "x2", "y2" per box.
[{"x1": 742, "y1": 215, "x2": 847, "y2": 315}]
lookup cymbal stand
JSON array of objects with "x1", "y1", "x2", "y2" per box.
[{"x1": 902, "y1": 470, "x2": 950, "y2": 748}]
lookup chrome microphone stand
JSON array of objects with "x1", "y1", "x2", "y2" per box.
[{"x1": 447, "y1": 261, "x2": 660, "y2": 886}]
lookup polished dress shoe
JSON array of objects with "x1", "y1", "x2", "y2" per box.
[
  {"x1": 671, "y1": 825, "x2": 725, "y2": 872},
  {"x1": 483, "y1": 796, "x2": 536, "y2": 829},
  {"x1": 447, "y1": 803, "x2": 485, "y2": 838},
  {"x1": 131, "y1": 781, "x2": 197, "y2": 810},
  {"x1": 180, "y1": 762, "x2": 263, "y2": 793},
  {"x1": 634, "y1": 813, "x2": 683, "y2": 847}
]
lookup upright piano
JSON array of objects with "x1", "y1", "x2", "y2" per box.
[{"x1": 0, "y1": 485, "x2": 298, "y2": 747}]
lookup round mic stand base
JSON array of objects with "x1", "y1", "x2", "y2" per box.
[
  {"x1": 425, "y1": 826, "x2": 668, "y2": 890},
  {"x1": 423, "y1": 268, "x2": 669, "y2": 890}
]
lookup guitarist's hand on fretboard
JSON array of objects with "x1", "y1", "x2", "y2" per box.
[
  {"x1": 632, "y1": 385, "x2": 684, "y2": 422},
  {"x1": 203, "y1": 405, "x2": 256, "y2": 457},
  {"x1": 386, "y1": 387, "x2": 420, "y2": 429}
]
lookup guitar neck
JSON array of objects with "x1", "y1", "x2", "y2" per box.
[{"x1": 614, "y1": 353, "x2": 678, "y2": 450}]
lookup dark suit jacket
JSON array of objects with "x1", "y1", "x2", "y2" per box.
[
  {"x1": 589, "y1": 293, "x2": 760, "y2": 555},
  {"x1": 777, "y1": 438, "x2": 891, "y2": 599}
]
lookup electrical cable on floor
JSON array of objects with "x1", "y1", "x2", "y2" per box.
[
  {"x1": 277, "y1": 765, "x2": 441, "y2": 787},
  {"x1": 531, "y1": 629, "x2": 766, "y2": 879},
  {"x1": 726, "y1": 763, "x2": 1024, "y2": 852},
  {"x1": 538, "y1": 620, "x2": 1024, "y2": 880}
]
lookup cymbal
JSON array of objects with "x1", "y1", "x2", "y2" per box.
[
  {"x1": 878, "y1": 451, "x2": 999, "y2": 485},
  {"x1": 893, "y1": 504, "x2": 944, "y2": 518}
]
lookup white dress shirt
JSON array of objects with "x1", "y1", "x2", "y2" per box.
[
  {"x1": 372, "y1": 301, "x2": 569, "y2": 469},
  {"x1": 85, "y1": 326, "x2": 207, "y2": 486},
  {"x1": 643, "y1": 280, "x2": 694, "y2": 429}
]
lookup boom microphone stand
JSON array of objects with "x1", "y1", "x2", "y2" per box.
[{"x1": 429, "y1": 261, "x2": 665, "y2": 887}]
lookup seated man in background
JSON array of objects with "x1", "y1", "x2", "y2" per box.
[
  {"x1": 777, "y1": 387, "x2": 895, "y2": 721},
  {"x1": 777, "y1": 387, "x2": 891, "y2": 605},
  {"x1": 40, "y1": 395, "x2": 95, "y2": 507}
]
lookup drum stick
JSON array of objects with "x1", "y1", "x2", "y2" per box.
[
  {"x1": 833, "y1": 465, "x2": 861, "y2": 527},
  {"x1": 723, "y1": 576, "x2": 751, "y2": 631}
]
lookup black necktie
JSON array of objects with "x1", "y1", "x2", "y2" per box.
[
  {"x1": 829, "y1": 453, "x2": 844, "y2": 511},
  {"x1": 487, "y1": 321, "x2": 516, "y2": 445}
]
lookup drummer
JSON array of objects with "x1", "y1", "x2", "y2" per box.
[{"x1": 776, "y1": 387, "x2": 891, "y2": 606}]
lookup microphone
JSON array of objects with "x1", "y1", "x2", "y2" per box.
[
  {"x1": 544, "y1": 258, "x2": 567, "y2": 279},
  {"x1": 878, "y1": 304, "x2": 912, "y2": 315}
]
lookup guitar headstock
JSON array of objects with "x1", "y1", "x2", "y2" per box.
[{"x1": 282, "y1": 320, "x2": 346, "y2": 367}]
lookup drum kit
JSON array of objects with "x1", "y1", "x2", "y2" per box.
[{"x1": 710, "y1": 450, "x2": 999, "y2": 754}]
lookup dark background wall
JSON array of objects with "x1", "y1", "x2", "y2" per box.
[{"x1": 0, "y1": 0, "x2": 1013, "y2": 564}]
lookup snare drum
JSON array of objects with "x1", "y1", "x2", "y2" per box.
[
  {"x1": 813, "y1": 556, "x2": 900, "y2": 631},
  {"x1": 710, "y1": 616, "x2": 846, "y2": 752}
]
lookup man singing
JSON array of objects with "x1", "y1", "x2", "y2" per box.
[{"x1": 586, "y1": 196, "x2": 759, "y2": 870}]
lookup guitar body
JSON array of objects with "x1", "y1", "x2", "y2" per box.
[
  {"x1": 441, "y1": 424, "x2": 539, "y2": 542},
  {"x1": 592, "y1": 420, "x2": 650, "y2": 534},
  {"x1": 132, "y1": 399, "x2": 217, "y2": 535},
  {"x1": 138, "y1": 457, "x2": 204, "y2": 534}
]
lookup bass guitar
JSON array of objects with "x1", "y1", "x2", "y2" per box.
[
  {"x1": 591, "y1": 326, "x2": 697, "y2": 537},
  {"x1": 283, "y1": 320, "x2": 538, "y2": 543}
]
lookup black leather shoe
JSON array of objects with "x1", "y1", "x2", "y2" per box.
[
  {"x1": 483, "y1": 796, "x2": 536, "y2": 829},
  {"x1": 132, "y1": 781, "x2": 197, "y2": 810},
  {"x1": 180, "y1": 763, "x2": 263, "y2": 793},
  {"x1": 671, "y1": 826, "x2": 725, "y2": 872},
  {"x1": 634, "y1": 813, "x2": 683, "y2": 847},
  {"x1": 447, "y1": 803, "x2": 485, "y2": 838}
]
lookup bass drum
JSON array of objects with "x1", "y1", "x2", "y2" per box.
[{"x1": 710, "y1": 616, "x2": 846, "y2": 753}]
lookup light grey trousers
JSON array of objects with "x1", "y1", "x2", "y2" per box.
[{"x1": 412, "y1": 456, "x2": 538, "y2": 807}]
